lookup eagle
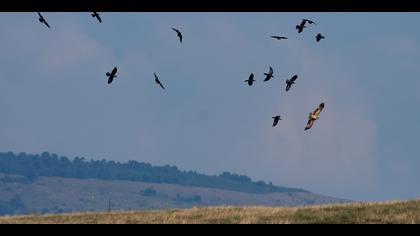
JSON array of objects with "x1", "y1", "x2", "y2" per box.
[{"x1": 305, "y1": 103, "x2": 325, "y2": 131}]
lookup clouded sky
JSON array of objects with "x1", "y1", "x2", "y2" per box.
[{"x1": 0, "y1": 13, "x2": 419, "y2": 201}]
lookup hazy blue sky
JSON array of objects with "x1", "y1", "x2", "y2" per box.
[{"x1": 0, "y1": 13, "x2": 419, "y2": 201}]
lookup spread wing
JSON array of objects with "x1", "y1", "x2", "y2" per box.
[
  {"x1": 154, "y1": 73, "x2": 165, "y2": 90},
  {"x1": 305, "y1": 119, "x2": 314, "y2": 130},
  {"x1": 272, "y1": 118, "x2": 278, "y2": 127},
  {"x1": 172, "y1": 28, "x2": 182, "y2": 43},
  {"x1": 304, "y1": 19, "x2": 316, "y2": 25},
  {"x1": 269, "y1": 67, "x2": 273, "y2": 75},
  {"x1": 313, "y1": 103, "x2": 325, "y2": 116},
  {"x1": 290, "y1": 75, "x2": 298, "y2": 83},
  {"x1": 172, "y1": 28, "x2": 180, "y2": 34}
]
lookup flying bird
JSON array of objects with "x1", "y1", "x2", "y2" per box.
[
  {"x1": 316, "y1": 33, "x2": 325, "y2": 42},
  {"x1": 303, "y1": 19, "x2": 317, "y2": 25},
  {"x1": 92, "y1": 12, "x2": 102, "y2": 23},
  {"x1": 106, "y1": 67, "x2": 118, "y2": 84},
  {"x1": 37, "y1": 12, "x2": 50, "y2": 29},
  {"x1": 270, "y1": 36, "x2": 288, "y2": 40},
  {"x1": 305, "y1": 102, "x2": 325, "y2": 131},
  {"x1": 172, "y1": 28, "x2": 183, "y2": 44},
  {"x1": 272, "y1": 116, "x2": 282, "y2": 127},
  {"x1": 263, "y1": 67, "x2": 274, "y2": 82},
  {"x1": 286, "y1": 75, "x2": 298, "y2": 92},
  {"x1": 296, "y1": 19, "x2": 316, "y2": 33},
  {"x1": 154, "y1": 73, "x2": 165, "y2": 90},
  {"x1": 245, "y1": 73, "x2": 255, "y2": 86}
]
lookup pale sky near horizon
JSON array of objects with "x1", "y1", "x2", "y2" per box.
[{"x1": 0, "y1": 13, "x2": 419, "y2": 202}]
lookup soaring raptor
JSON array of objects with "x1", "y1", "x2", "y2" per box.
[{"x1": 305, "y1": 103, "x2": 325, "y2": 131}]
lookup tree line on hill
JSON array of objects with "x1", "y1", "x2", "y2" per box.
[{"x1": 0, "y1": 152, "x2": 307, "y2": 194}]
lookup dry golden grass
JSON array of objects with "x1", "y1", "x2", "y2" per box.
[{"x1": 1, "y1": 200, "x2": 420, "y2": 224}]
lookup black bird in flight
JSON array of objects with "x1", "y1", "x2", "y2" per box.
[
  {"x1": 272, "y1": 116, "x2": 282, "y2": 127},
  {"x1": 305, "y1": 103, "x2": 325, "y2": 131},
  {"x1": 286, "y1": 75, "x2": 298, "y2": 92},
  {"x1": 245, "y1": 73, "x2": 255, "y2": 86},
  {"x1": 263, "y1": 67, "x2": 274, "y2": 82},
  {"x1": 92, "y1": 12, "x2": 102, "y2": 23},
  {"x1": 106, "y1": 67, "x2": 118, "y2": 84},
  {"x1": 270, "y1": 36, "x2": 288, "y2": 40},
  {"x1": 316, "y1": 33, "x2": 325, "y2": 42},
  {"x1": 172, "y1": 28, "x2": 183, "y2": 44},
  {"x1": 296, "y1": 19, "x2": 316, "y2": 33},
  {"x1": 37, "y1": 12, "x2": 50, "y2": 29},
  {"x1": 303, "y1": 19, "x2": 317, "y2": 25},
  {"x1": 154, "y1": 73, "x2": 165, "y2": 90}
]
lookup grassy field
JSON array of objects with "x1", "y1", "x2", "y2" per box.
[{"x1": 1, "y1": 200, "x2": 420, "y2": 224}]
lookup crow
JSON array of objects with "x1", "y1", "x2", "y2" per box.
[
  {"x1": 154, "y1": 73, "x2": 165, "y2": 90},
  {"x1": 270, "y1": 36, "x2": 288, "y2": 40},
  {"x1": 296, "y1": 19, "x2": 316, "y2": 33},
  {"x1": 272, "y1": 116, "x2": 282, "y2": 127},
  {"x1": 316, "y1": 33, "x2": 325, "y2": 42},
  {"x1": 245, "y1": 73, "x2": 255, "y2": 86},
  {"x1": 38, "y1": 12, "x2": 50, "y2": 29},
  {"x1": 286, "y1": 75, "x2": 298, "y2": 92},
  {"x1": 106, "y1": 67, "x2": 118, "y2": 84},
  {"x1": 172, "y1": 28, "x2": 183, "y2": 44},
  {"x1": 263, "y1": 67, "x2": 274, "y2": 82},
  {"x1": 92, "y1": 12, "x2": 102, "y2": 23}
]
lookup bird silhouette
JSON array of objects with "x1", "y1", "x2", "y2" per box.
[
  {"x1": 92, "y1": 12, "x2": 102, "y2": 23},
  {"x1": 172, "y1": 28, "x2": 183, "y2": 44},
  {"x1": 286, "y1": 75, "x2": 298, "y2": 92},
  {"x1": 106, "y1": 67, "x2": 118, "y2": 84},
  {"x1": 263, "y1": 67, "x2": 274, "y2": 82},
  {"x1": 296, "y1": 19, "x2": 316, "y2": 33},
  {"x1": 316, "y1": 33, "x2": 325, "y2": 42},
  {"x1": 245, "y1": 73, "x2": 255, "y2": 86},
  {"x1": 272, "y1": 116, "x2": 282, "y2": 127},
  {"x1": 37, "y1": 12, "x2": 50, "y2": 29},
  {"x1": 270, "y1": 36, "x2": 288, "y2": 40},
  {"x1": 303, "y1": 19, "x2": 317, "y2": 25},
  {"x1": 154, "y1": 73, "x2": 165, "y2": 90},
  {"x1": 305, "y1": 103, "x2": 325, "y2": 131}
]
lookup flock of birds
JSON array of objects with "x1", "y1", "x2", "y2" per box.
[
  {"x1": 248, "y1": 18, "x2": 326, "y2": 131},
  {"x1": 36, "y1": 13, "x2": 325, "y2": 131}
]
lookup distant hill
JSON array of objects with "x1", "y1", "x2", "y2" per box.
[
  {"x1": 2, "y1": 200, "x2": 419, "y2": 224},
  {"x1": 0, "y1": 152, "x2": 306, "y2": 194},
  {"x1": 0, "y1": 174, "x2": 347, "y2": 216}
]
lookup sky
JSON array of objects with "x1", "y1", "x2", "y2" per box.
[{"x1": 0, "y1": 12, "x2": 419, "y2": 202}]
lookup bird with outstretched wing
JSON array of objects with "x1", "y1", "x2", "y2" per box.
[
  {"x1": 305, "y1": 103, "x2": 325, "y2": 131},
  {"x1": 154, "y1": 73, "x2": 166, "y2": 90},
  {"x1": 286, "y1": 75, "x2": 298, "y2": 92}
]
